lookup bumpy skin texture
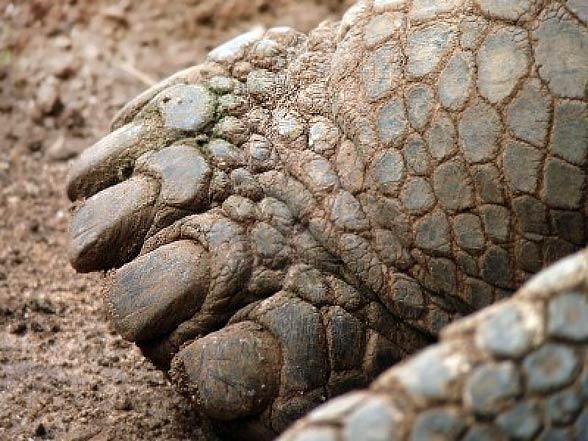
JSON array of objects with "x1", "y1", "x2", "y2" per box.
[
  {"x1": 66, "y1": 0, "x2": 588, "y2": 438},
  {"x1": 280, "y1": 249, "x2": 588, "y2": 440}
]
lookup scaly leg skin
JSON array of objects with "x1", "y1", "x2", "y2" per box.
[
  {"x1": 279, "y1": 249, "x2": 588, "y2": 440},
  {"x1": 66, "y1": 0, "x2": 588, "y2": 439}
]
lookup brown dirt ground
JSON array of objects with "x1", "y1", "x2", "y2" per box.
[{"x1": 0, "y1": 1, "x2": 351, "y2": 439}]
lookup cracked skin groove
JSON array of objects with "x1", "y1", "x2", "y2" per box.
[{"x1": 66, "y1": 0, "x2": 588, "y2": 439}]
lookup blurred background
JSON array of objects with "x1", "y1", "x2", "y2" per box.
[{"x1": 0, "y1": 1, "x2": 351, "y2": 439}]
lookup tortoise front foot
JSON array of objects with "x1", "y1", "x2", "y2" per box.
[{"x1": 66, "y1": 27, "x2": 424, "y2": 438}]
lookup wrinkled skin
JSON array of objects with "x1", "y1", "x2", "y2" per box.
[
  {"x1": 281, "y1": 249, "x2": 588, "y2": 440},
  {"x1": 66, "y1": 0, "x2": 588, "y2": 439}
]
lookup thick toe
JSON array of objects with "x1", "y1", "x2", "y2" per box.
[
  {"x1": 172, "y1": 321, "x2": 281, "y2": 421},
  {"x1": 67, "y1": 83, "x2": 218, "y2": 203},
  {"x1": 135, "y1": 143, "x2": 212, "y2": 209},
  {"x1": 107, "y1": 240, "x2": 210, "y2": 342},
  {"x1": 68, "y1": 176, "x2": 159, "y2": 272},
  {"x1": 66, "y1": 122, "x2": 154, "y2": 201},
  {"x1": 111, "y1": 65, "x2": 210, "y2": 130}
]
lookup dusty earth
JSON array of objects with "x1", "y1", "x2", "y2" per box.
[{"x1": 0, "y1": 1, "x2": 351, "y2": 439}]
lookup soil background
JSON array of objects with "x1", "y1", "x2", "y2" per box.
[{"x1": 0, "y1": 1, "x2": 351, "y2": 439}]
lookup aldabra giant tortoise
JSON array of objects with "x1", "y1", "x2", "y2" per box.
[{"x1": 67, "y1": 0, "x2": 588, "y2": 438}]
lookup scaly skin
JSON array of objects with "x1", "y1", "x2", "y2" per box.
[
  {"x1": 279, "y1": 249, "x2": 588, "y2": 440},
  {"x1": 66, "y1": 0, "x2": 588, "y2": 438}
]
